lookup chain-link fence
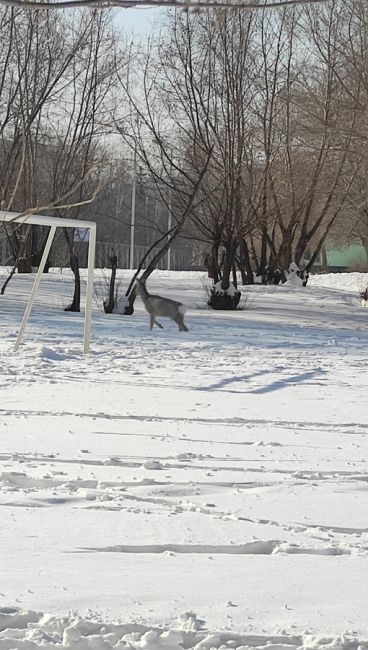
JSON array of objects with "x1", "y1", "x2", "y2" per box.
[
  {"x1": 94, "y1": 241, "x2": 192, "y2": 271},
  {"x1": 0, "y1": 234, "x2": 194, "y2": 271}
]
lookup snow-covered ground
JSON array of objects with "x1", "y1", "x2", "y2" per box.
[{"x1": 0, "y1": 269, "x2": 368, "y2": 649}]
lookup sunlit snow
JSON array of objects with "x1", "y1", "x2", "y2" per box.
[{"x1": 0, "y1": 269, "x2": 367, "y2": 649}]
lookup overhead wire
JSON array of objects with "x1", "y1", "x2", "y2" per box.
[{"x1": 0, "y1": 0, "x2": 331, "y2": 11}]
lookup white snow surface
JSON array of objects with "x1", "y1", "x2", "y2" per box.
[{"x1": 0, "y1": 269, "x2": 368, "y2": 649}]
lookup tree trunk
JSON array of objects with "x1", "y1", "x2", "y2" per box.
[
  {"x1": 204, "y1": 243, "x2": 221, "y2": 283},
  {"x1": 103, "y1": 254, "x2": 118, "y2": 314},
  {"x1": 259, "y1": 227, "x2": 268, "y2": 275},
  {"x1": 64, "y1": 252, "x2": 81, "y2": 312},
  {"x1": 232, "y1": 263, "x2": 237, "y2": 288},
  {"x1": 238, "y1": 256, "x2": 247, "y2": 286},
  {"x1": 239, "y1": 239, "x2": 254, "y2": 285},
  {"x1": 221, "y1": 241, "x2": 238, "y2": 291},
  {"x1": 208, "y1": 240, "x2": 241, "y2": 310}
]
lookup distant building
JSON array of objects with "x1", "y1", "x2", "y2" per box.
[{"x1": 313, "y1": 243, "x2": 368, "y2": 272}]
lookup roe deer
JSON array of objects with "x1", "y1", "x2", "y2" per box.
[{"x1": 135, "y1": 277, "x2": 189, "y2": 331}]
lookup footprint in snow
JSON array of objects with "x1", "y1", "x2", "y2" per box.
[{"x1": 142, "y1": 460, "x2": 164, "y2": 470}]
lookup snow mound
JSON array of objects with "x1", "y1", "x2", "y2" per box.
[{"x1": 0, "y1": 609, "x2": 367, "y2": 650}]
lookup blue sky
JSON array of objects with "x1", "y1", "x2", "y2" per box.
[{"x1": 113, "y1": 6, "x2": 166, "y2": 37}]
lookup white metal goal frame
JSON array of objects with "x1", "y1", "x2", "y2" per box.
[{"x1": 0, "y1": 211, "x2": 97, "y2": 353}]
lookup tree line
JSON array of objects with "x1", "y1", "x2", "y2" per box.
[{"x1": 1, "y1": 1, "x2": 368, "y2": 309}]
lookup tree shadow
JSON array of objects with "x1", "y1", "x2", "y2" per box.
[
  {"x1": 249, "y1": 368, "x2": 327, "y2": 394},
  {"x1": 196, "y1": 368, "x2": 327, "y2": 394},
  {"x1": 196, "y1": 370, "x2": 271, "y2": 393}
]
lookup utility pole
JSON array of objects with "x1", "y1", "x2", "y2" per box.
[
  {"x1": 129, "y1": 146, "x2": 137, "y2": 270},
  {"x1": 167, "y1": 193, "x2": 172, "y2": 271}
]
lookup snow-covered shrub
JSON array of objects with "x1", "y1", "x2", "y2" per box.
[{"x1": 207, "y1": 281, "x2": 241, "y2": 310}]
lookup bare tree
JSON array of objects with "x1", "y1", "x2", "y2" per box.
[
  {"x1": 0, "y1": 7, "x2": 123, "y2": 301},
  {"x1": 155, "y1": 2, "x2": 362, "y2": 288},
  {"x1": 137, "y1": 10, "x2": 263, "y2": 308},
  {"x1": 248, "y1": 3, "x2": 360, "y2": 277},
  {"x1": 112, "y1": 34, "x2": 214, "y2": 312}
]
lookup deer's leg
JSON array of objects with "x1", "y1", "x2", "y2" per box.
[
  {"x1": 150, "y1": 314, "x2": 154, "y2": 330},
  {"x1": 174, "y1": 313, "x2": 188, "y2": 332},
  {"x1": 151, "y1": 312, "x2": 163, "y2": 329}
]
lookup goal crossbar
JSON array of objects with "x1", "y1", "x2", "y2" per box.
[{"x1": 0, "y1": 211, "x2": 97, "y2": 353}]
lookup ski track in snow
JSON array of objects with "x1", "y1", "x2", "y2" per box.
[{"x1": 0, "y1": 270, "x2": 368, "y2": 647}]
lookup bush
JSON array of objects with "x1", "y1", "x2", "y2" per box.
[{"x1": 207, "y1": 281, "x2": 241, "y2": 310}]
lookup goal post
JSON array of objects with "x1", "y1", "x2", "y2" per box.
[{"x1": 0, "y1": 211, "x2": 97, "y2": 353}]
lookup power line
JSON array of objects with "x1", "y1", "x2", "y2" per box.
[{"x1": 0, "y1": 0, "x2": 330, "y2": 11}]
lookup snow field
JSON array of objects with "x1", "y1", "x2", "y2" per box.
[{"x1": 0, "y1": 269, "x2": 368, "y2": 648}]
